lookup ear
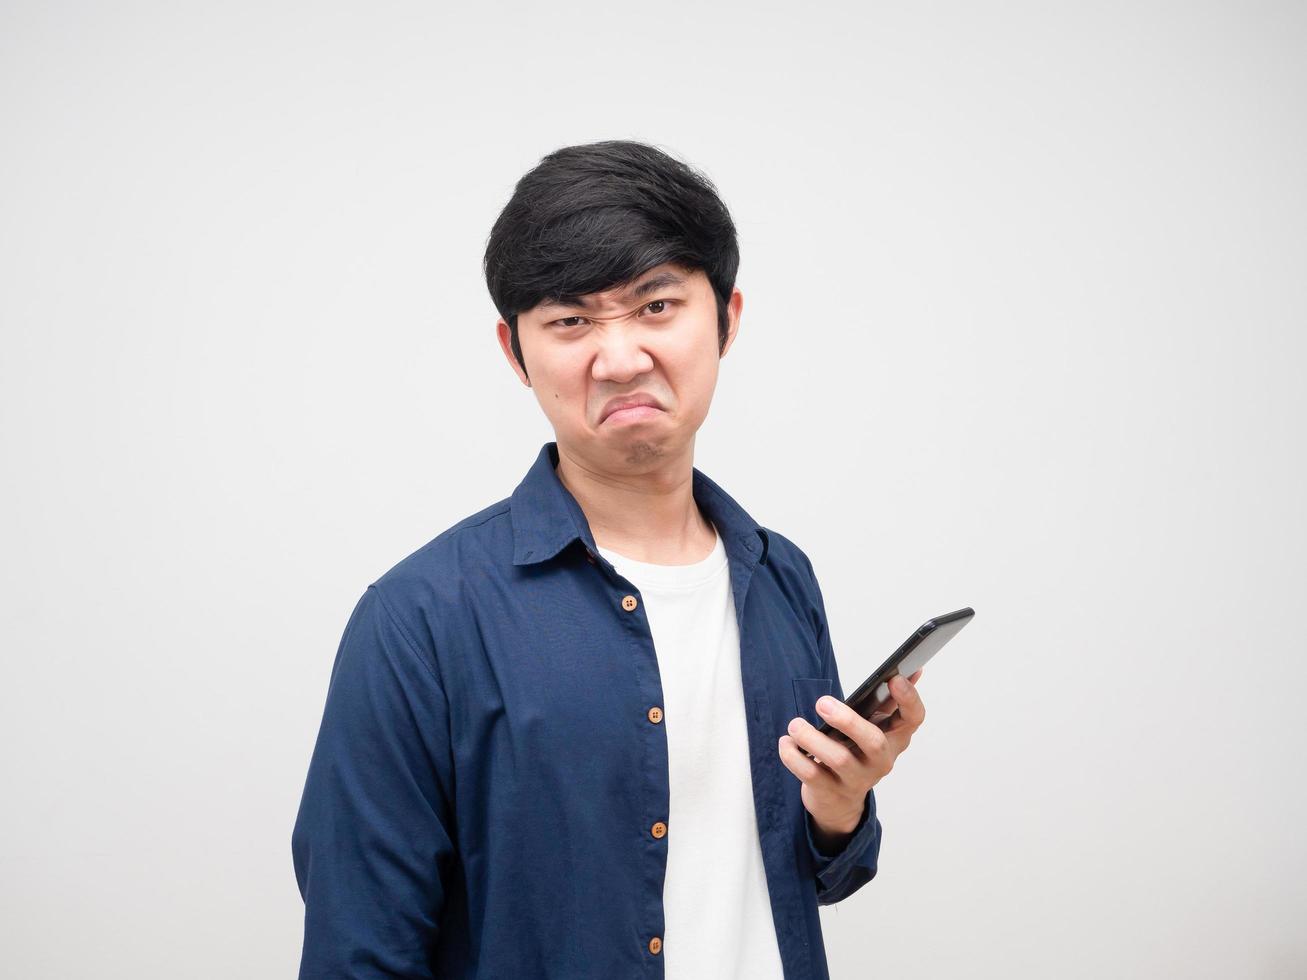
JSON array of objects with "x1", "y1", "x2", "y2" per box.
[
  {"x1": 496, "y1": 318, "x2": 531, "y2": 387},
  {"x1": 719, "y1": 287, "x2": 744, "y2": 358}
]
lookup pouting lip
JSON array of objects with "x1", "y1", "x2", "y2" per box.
[{"x1": 599, "y1": 392, "x2": 664, "y2": 423}]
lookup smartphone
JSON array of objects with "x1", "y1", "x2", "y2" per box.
[{"x1": 806, "y1": 607, "x2": 975, "y2": 755}]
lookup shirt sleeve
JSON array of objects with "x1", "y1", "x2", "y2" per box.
[
  {"x1": 799, "y1": 552, "x2": 884, "y2": 906},
  {"x1": 291, "y1": 585, "x2": 457, "y2": 977}
]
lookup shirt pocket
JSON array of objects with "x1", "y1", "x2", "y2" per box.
[{"x1": 791, "y1": 676, "x2": 833, "y2": 729}]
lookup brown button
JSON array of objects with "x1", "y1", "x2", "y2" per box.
[
  {"x1": 648, "y1": 936, "x2": 662, "y2": 955},
  {"x1": 647, "y1": 706, "x2": 662, "y2": 724},
  {"x1": 651, "y1": 821, "x2": 667, "y2": 839},
  {"x1": 621, "y1": 594, "x2": 638, "y2": 612},
  {"x1": 585, "y1": 549, "x2": 596, "y2": 564}
]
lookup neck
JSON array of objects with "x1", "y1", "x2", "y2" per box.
[{"x1": 554, "y1": 439, "x2": 715, "y2": 564}]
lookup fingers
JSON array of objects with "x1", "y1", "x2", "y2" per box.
[
  {"x1": 783, "y1": 673, "x2": 928, "y2": 782},
  {"x1": 889, "y1": 674, "x2": 925, "y2": 729},
  {"x1": 869, "y1": 669, "x2": 923, "y2": 724},
  {"x1": 777, "y1": 733, "x2": 839, "y2": 784},
  {"x1": 879, "y1": 675, "x2": 925, "y2": 755},
  {"x1": 786, "y1": 712, "x2": 864, "y2": 772},
  {"x1": 803, "y1": 698, "x2": 890, "y2": 769}
]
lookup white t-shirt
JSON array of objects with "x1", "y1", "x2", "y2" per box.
[{"x1": 596, "y1": 521, "x2": 785, "y2": 979}]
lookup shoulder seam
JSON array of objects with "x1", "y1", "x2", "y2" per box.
[
  {"x1": 421, "y1": 503, "x2": 511, "y2": 551},
  {"x1": 371, "y1": 504, "x2": 512, "y2": 585},
  {"x1": 449, "y1": 503, "x2": 510, "y2": 535},
  {"x1": 367, "y1": 584, "x2": 447, "y2": 692}
]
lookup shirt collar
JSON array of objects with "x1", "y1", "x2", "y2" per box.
[{"x1": 510, "y1": 441, "x2": 770, "y2": 568}]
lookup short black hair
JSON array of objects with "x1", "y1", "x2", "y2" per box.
[{"x1": 483, "y1": 140, "x2": 740, "y2": 381}]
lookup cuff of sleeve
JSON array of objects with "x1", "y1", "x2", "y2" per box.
[{"x1": 805, "y1": 788, "x2": 880, "y2": 892}]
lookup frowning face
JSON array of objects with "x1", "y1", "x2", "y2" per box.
[{"x1": 497, "y1": 261, "x2": 742, "y2": 470}]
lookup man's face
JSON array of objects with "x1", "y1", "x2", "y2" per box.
[{"x1": 497, "y1": 262, "x2": 742, "y2": 468}]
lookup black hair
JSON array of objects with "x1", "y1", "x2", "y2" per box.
[{"x1": 482, "y1": 140, "x2": 740, "y2": 381}]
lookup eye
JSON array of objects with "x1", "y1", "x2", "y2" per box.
[{"x1": 548, "y1": 300, "x2": 674, "y2": 329}]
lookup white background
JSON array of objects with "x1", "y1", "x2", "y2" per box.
[{"x1": 2, "y1": 2, "x2": 1304, "y2": 977}]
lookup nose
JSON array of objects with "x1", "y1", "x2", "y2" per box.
[{"x1": 591, "y1": 320, "x2": 655, "y2": 384}]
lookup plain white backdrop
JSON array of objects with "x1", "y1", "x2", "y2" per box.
[{"x1": 2, "y1": 1, "x2": 1304, "y2": 977}]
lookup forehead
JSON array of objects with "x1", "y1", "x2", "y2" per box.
[{"x1": 532, "y1": 263, "x2": 702, "y2": 315}]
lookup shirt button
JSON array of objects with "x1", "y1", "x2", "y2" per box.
[
  {"x1": 647, "y1": 706, "x2": 662, "y2": 724},
  {"x1": 648, "y1": 936, "x2": 662, "y2": 955},
  {"x1": 651, "y1": 821, "x2": 667, "y2": 839},
  {"x1": 621, "y1": 594, "x2": 638, "y2": 612},
  {"x1": 585, "y1": 549, "x2": 596, "y2": 564}
]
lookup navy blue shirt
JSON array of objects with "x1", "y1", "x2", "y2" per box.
[{"x1": 292, "y1": 441, "x2": 882, "y2": 979}]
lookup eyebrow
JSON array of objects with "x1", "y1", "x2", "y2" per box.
[{"x1": 538, "y1": 271, "x2": 688, "y2": 314}]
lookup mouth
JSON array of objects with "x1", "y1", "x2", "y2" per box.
[
  {"x1": 602, "y1": 404, "x2": 664, "y2": 426},
  {"x1": 599, "y1": 394, "x2": 665, "y2": 424}
]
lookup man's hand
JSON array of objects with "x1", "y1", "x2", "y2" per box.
[{"x1": 778, "y1": 669, "x2": 926, "y2": 844}]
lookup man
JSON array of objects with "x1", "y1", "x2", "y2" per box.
[{"x1": 291, "y1": 139, "x2": 925, "y2": 979}]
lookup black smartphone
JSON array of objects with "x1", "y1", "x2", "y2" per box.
[{"x1": 806, "y1": 607, "x2": 975, "y2": 755}]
